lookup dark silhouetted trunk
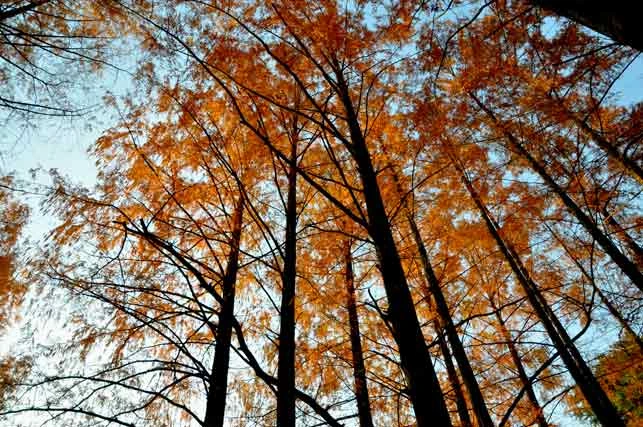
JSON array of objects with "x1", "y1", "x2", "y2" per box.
[
  {"x1": 384, "y1": 155, "x2": 487, "y2": 427},
  {"x1": 455, "y1": 159, "x2": 625, "y2": 427},
  {"x1": 471, "y1": 93, "x2": 643, "y2": 293},
  {"x1": 408, "y1": 213, "x2": 494, "y2": 427},
  {"x1": 204, "y1": 197, "x2": 244, "y2": 427},
  {"x1": 0, "y1": 0, "x2": 48, "y2": 21},
  {"x1": 344, "y1": 240, "x2": 375, "y2": 427},
  {"x1": 335, "y1": 68, "x2": 452, "y2": 426},
  {"x1": 277, "y1": 143, "x2": 298, "y2": 427},
  {"x1": 529, "y1": 0, "x2": 643, "y2": 51},
  {"x1": 437, "y1": 326, "x2": 474, "y2": 427},
  {"x1": 595, "y1": 287, "x2": 643, "y2": 352},
  {"x1": 491, "y1": 302, "x2": 548, "y2": 427}
]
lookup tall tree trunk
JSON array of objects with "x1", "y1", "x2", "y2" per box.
[
  {"x1": 453, "y1": 157, "x2": 625, "y2": 427},
  {"x1": 382, "y1": 151, "x2": 487, "y2": 427},
  {"x1": 436, "y1": 319, "x2": 474, "y2": 427},
  {"x1": 344, "y1": 240, "x2": 375, "y2": 427},
  {"x1": 528, "y1": 0, "x2": 643, "y2": 51},
  {"x1": 204, "y1": 197, "x2": 244, "y2": 427},
  {"x1": 408, "y1": 213, "x2": 494, "y2": 427},
  {"x1": 594, "y1": 286, "x2": 643, "y2": 352},
  {"x1": 277, "y1": 142, "x2": 298, "y2": 427},
  {"x1": 471, "y1": 93, "x2": 643, "y2": 293},
  {"x1": 490, "y1": 300, "x2": 548, "y2": 427},
  {"x1": 335, "y1": 70, "x2": 452, "y2": 426}
]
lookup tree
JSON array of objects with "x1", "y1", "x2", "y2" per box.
[{"x1": 1, "y1": 1, "x2": 641, "y2": 426}]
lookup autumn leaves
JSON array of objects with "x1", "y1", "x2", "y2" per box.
[{"x1": 1, "y1": 1, "x2": 642, "y2": 426}]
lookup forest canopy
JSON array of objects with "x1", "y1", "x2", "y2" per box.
[{"x1": 0, "y1": 1, "x2": 641, "y2": 427}]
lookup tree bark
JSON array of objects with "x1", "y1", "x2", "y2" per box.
[
  {"x1": 601, "y1": 207, "x2": 643, "y2": 267},
  {"x1": 408, "y1": 213, "x2": 494, "y2": 427},
  {"x1": 344, "y1": 240, "x2": 375, "y2": 427},
  {"x1": 383, "y1": 153, "x2": 487, "y2": 427},
  {"x1": 335, "y1": 69, "x2": 452, "y2": 426},
  {"x1": 572, "y1": 115, "x2": 643, "y2": 185},
  {"x1": 529, "y1": 0, "x2": 643, "y2": 51},
  {"x1": 546, "y1": 223, "x2": 643, "y2": 352},
  {"x1": 277, "y1": 142, "x2": 298, "y2": 427},
  {"x1": 454, "y1": 158, "x2": 625, "y2": 427},
  {"x1": 204, "y1": 197, "x2": 244, "y2": 427},
  {"x1": 438, "y1": 330, "x2": 474, "y2": 427}
]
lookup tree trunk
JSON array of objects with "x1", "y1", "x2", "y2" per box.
[
  {"x1": 471, "y1": 93, "x2": 643, "y2": 293},
  {"x1": 277, "y1": 142, "x2": 298, "y2": 427},
  {"x1": 529, "y1": 0, "x2": 643, "y2": 51},
  {"x1": 408, "y1": 213, "x2": 494, "y2": 427},
  {"x1": 383, "y1": 152, "x2": 488, "y2": 427},
  {"x1": 344, "y1": 240, "x2": 375, "y2": 427},
  {"x1": 335, "y1": 70, "x2": 452, "y2": 426},
  {"x1": 436, "y1": 320, "x2": 474, "y2": 427},
  {"x1": 455, "y1": 159, "x2": 625, "y2": 427},
  {"x1": 491, "y1": 302, "x2": 548, "y2": 427},
  {"x1": 204, "y1": 197, "x2": 244, "y2": 427}
]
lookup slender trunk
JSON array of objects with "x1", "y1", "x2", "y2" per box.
[
  {"x1": 335, "y1": 71, "x2": 452, "y2": 426},
  {"x1": 204, "y1": 197, "x2": 244, "y2": 427},
  {"x1": 0, "y1": 0, "x2": 49, "y2": 21},
  {"x1": 454, "y1": 159, "x2": 624, "y2": 427},
  {"x1": 471, "y1": 93, "x2": 643, "y2": 293},
  {"x1": 277, "y1": 143, "x2": 298, "y2": 427},
  {"x1": 383, "y1": 152, "x2": 486, "y2": 427},
  {"x1": 491, "y1": 303, "x2": 548, "y2": 427},
  {"x1": 595, "y1": 286, "x2": 643, "y2": 352},
  {"x1": 344, "y1": 240, "x2": 375, "y2": 427},
  {"x1": 437, "y1": 324, "x2": 474, "y2": 427},
  {"x1": 408, "y1": 214, "x2": 494, "y2": 427}
]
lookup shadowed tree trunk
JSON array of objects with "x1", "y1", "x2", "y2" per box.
[
  {"x1": 333, "y1": 65, "x2": 452, "y2": 427},
  {"x1": 0, "y1": 0, "x2": 49, "y2": 21},
  {"x1": 408, "y1": 212, "x2": 494, "y2": 427},
  {"x1": 570, "y1": 114, "x2": 643, "y2": 185},
  {"x1": 601, "y1": 207, "x2": 643, "y2": 266},
  {"x1": 436, "y1": 318, "x2": 474, "y2": 427},
  {"x1": 453, "y1": 155, "x2": 625, "y2": 427},
  {"x1": 344, "y1": 240, "x2": 375, "y2": 427},
  {"x1": 203, "y1": 197, "x2": 244, "y2": 427},
  {"x1": 277, "y1": 141, "x2": 298, "y2": 427},
  {"x1": 529, "y1": 0, "x2": 642, "y2": 51},
  {"x1": 383, "y1": 153, "x2": 486, "y2": 427}
]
